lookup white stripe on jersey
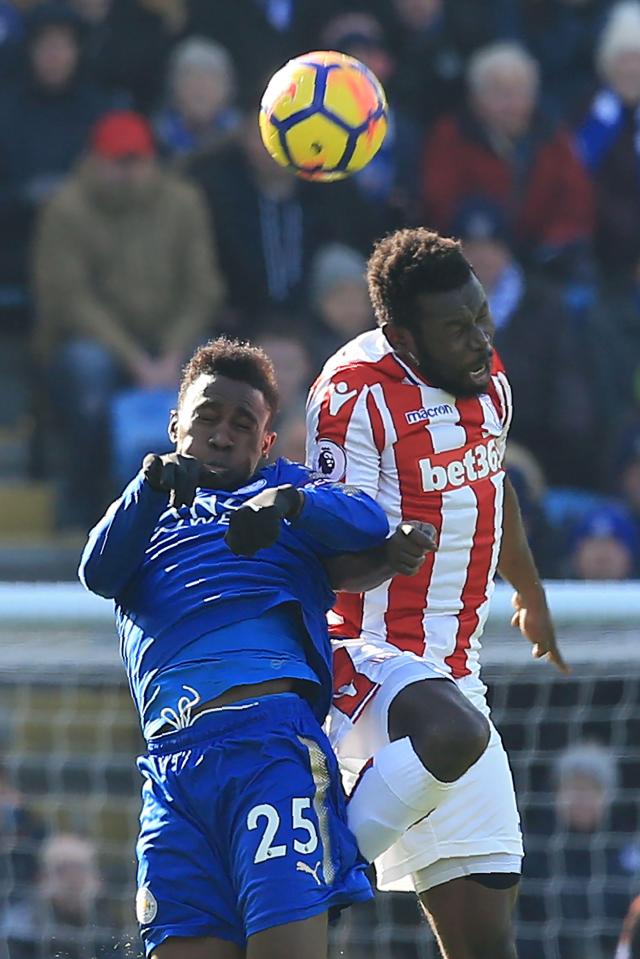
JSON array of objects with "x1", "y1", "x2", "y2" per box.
[
  {"x1": 422, "y1": 390, "x2": 474, "y2": 623},
  {"x1": 360, "y1": 384, "x2": 401, "y2": 645},
  {"x1": 496, "y1": 371, "x2": 513, "y2": 437},
  {"x1": 421, "y1": 393, "x2": 477, "y2": 658},
  {"x1": 455, "y1": 431, "x2": 506, "y2": 680},
  {"x1": 344, "y1": 387, "x2": 380, "y2": 499}
]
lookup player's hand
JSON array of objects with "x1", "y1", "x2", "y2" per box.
[
  {"x1": 225, "y1": 485, "x2": 303, "y2": 557},
  {"x1": 142, "y1": 453, "x2": 216, "y2": 509},
  {"x1": 510, "y1": 590, "x2": 570, "y2": 674},
  {"x1": 386, "y1": 521, "x2": 438, "y2": 576}
]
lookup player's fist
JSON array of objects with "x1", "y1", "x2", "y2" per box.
[
  {"x1": 386, "y1": 521, "x2": 438, "y2": 576},
  {"x1": 225, "y1": 485, "x2": 303, "y2": 557},
  {"x1": 142, "y1": 453, "x2": 216, "y2": 508}
]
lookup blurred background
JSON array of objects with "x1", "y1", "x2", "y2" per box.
[{"x1": 0, "y1": 0, "x2": 639, "y2": 956}]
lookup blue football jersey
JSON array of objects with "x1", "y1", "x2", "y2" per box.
[{"x1": 79, "y1": 459, "x2": 388, "y2": 730}]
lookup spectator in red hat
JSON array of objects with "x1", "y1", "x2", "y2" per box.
[
  {"x1": 89, "y1": 108, "x2": 156, "y2": 158},
  {"x1": 31, "y1": 109, "x2": 224, "y2": 528}
]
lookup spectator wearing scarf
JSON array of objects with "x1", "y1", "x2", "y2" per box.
[{"x1": 154, "y1": 37, "x2": 240, "y2": 163}]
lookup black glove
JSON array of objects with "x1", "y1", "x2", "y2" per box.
[
  {"x1": 225, "y1": 484, "x2": 303, "y2": 556},
  {"x1": 386, "y1": 521, "x2": 438, "y2": 576},
  {"x1": 142, "y1": 453, "x2": 216, "y2": 508}
]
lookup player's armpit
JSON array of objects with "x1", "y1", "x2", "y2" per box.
[{"x1": 324, "y1": 543, "x2": 390, "y2": 592}]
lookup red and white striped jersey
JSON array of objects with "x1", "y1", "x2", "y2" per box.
[{"x1": 306, "y1": 329, "x2": 513, "y2": 710}]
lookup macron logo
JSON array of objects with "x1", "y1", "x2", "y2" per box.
[
  {"x1": 406, "y1": 404, "x2": 453, "y2": 424},
  {"x1": 329, "y1": 381, "x2": 358, "y2": 416}
]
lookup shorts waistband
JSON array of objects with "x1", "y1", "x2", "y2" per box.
[{"x1": 145, "y1": 692, "x2": 306, "y2": 754}]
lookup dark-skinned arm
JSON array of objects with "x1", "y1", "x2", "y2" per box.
[
  {"x1": 326, "y1": 522, "x2": 438, "y2": 592},
  {"x1": 499, "y1": 475, "x2": 569, "y2": 673}
]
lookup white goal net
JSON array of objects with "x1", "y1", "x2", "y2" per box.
[{"x1": 0, "y1": 581, "x2": 638, "y2": 959}]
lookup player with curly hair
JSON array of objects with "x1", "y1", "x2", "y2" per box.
[
  {"x1": 307, "y1": 228, "x2": 568, "y2": 959},
  {"x1": 80, "y1": 336, "x2": 433, "y2": 959}
]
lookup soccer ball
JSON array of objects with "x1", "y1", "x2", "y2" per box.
[{"x1": 259, "y1": 50, "x2": 388, "y2": 182}]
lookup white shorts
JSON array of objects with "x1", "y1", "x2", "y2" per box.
[{"x1": 328, "y1": 645, "x2": 523, "y2": 893}]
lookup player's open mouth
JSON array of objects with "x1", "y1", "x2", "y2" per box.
[{"x1": 468, "y1": 359, "x2": 492, "y2": 384}]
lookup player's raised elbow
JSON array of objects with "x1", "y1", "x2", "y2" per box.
[
  {"x1": 356, "y1": 501, "x2": 389, "y2": 546},
  {"x1": 78, "y1": 554, "x2": 119, "y2": 599}
]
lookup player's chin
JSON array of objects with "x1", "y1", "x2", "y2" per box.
[
  {"x1": 457, "y1": 370, "x2": 491, "y2": 397},
  {"x1": 204, "y1": 467, "x2": 232, "y2": 489}
]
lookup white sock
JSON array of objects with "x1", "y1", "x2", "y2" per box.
[{"x1": 347, "y1": 736, "x2": 455, "y2": 863}]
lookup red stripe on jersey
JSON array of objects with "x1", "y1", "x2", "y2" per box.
[
  {"x1": 314, "y1": 375, "x2": 362, "y2": 447},
  {"x1": 329, "y1": 593, "x2": 364, "y2": 640},
  {"x1": 454, "y1": 394, "x2": 485, "y2": 434},
  {"x1": 445, "y1": 468, "x2": 498, "y2": 680},
  {"x1": 326, "y1": 352, "x2": 406, "y2": 389},
  {"x1": 488, "y1": 351, "x2": 507, "y2": 421},
  {"x1": 313, "y1": 358, "x2": 400, "y2": 641},
  {"x1": 492, "y1": 350, "x2": 506, "y2": 376},
  {"x1": 487, "y1": 379, "x2": 504, "y2": 423},
  {"x1": 313, "y1": 369, "x2": 371, "y2": 641},
  {"x1": 366, "y1": 390, "x2": 385, "y2": 454},
  {"x1": 311, "y1": 358, "x2": 398, "y2": 452},
  {"x1": 383, "y1": 383, "x2": 442, "y2": 656},
  {"x1": 332, "y1": 646, "x2": 380, "y2": 719}
]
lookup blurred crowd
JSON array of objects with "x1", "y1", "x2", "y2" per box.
[
  {"x1": 1, "y1": 0, "x2": 640, "y2": 578},
  {"x1": 2, "y1": 5, "x2": 640, "y2": 956}
]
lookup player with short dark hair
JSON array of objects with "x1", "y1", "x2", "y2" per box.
[
  {"x1": 307, "y1": 228, "x2": 568, "y2": 959},
  {"x1": 367, "y1": 229, "x2": 473, "y2": 326},
  {"x1": 367, "y1": 229, "x2": 495, "y2": 398},
  {"x1": 79, "y1": 336, "x2": 433, "y2": 959},
  {"x1": 176, "y1": 337, "x2": 280, "y2": 417}
]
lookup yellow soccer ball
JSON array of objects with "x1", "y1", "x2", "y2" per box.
[{"x1": 259, "y1": 50, "x2": 388, "y2": 182}]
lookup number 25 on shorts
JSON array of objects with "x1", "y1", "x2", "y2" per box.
[{"x1": 247, "y1": 797, "x2": 318, "y2": 863}]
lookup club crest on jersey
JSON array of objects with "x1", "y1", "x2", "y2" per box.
[
  {"x1": 314, "y1": 439, "x2": 346, "y2": 482},
  {"x1": 136, "y1": 885, "x2": 157, "y2": 925},
  {"x1": 405, "y1": 404, "x2": 453, "y2": 424}
]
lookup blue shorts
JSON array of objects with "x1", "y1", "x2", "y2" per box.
[{"x1": 135, "y1": 693, "x2": 372, "y2": 952}]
